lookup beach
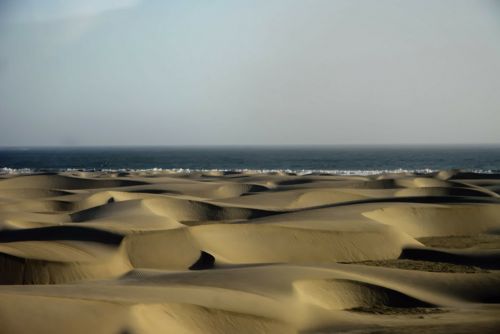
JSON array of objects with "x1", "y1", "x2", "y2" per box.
[{"x1": 0, "y1": 170, "x2": 499, "y2": 333}]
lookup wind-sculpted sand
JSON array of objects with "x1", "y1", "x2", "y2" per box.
[{"x1": 0, "y1": 170, "x2": 499, "y2": 333}]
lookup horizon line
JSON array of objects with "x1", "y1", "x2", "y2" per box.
[{"x1": 1, "y1": 143, "x2": 500, "y2": 149}]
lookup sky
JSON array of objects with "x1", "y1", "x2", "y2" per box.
[{"x1": 0, "y1": 0, "x2": 499, "y2": 146}]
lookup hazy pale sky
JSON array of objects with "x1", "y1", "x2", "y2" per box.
[{"x1": 1, "y1": 0, "x2": 499, "y2": 146}]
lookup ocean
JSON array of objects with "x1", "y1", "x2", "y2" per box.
[{"x1": 1, "y1": 146, "x2": 500, "y2": 175}]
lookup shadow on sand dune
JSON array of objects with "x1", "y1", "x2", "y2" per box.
[{"x1": 0, "y1": 226, "x2": 123, "y2": 245}]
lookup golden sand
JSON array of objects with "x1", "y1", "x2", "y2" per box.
[{"x1": 0, "y1": 171, "x2": 499, "y2": 333}]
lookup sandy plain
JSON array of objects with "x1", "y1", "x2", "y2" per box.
[{"x1": 0, "y1": 170, "x2": 499, "y2": 333}]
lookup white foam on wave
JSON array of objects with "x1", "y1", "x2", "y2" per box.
[
  {"x1": 0, "y1": 167, "x2": 34, "y2": 174},
  {"x1": 1, "y1": 167, "x2": 498, "y2": 176}
]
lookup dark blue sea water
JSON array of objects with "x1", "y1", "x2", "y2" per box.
[{"x1": 1, "y1": 146, "x2": 500, "y2": 174}]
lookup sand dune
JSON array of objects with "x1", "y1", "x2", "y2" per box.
[{"x1": 0, "y1": 171, "x2": 499, "y2": 333}]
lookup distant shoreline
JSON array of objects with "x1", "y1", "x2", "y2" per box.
[{"x1": 2, "y1": 168, "x2": 500, "y2": 176}]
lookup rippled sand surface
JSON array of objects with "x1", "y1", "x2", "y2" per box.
[{"x1": 0, "y1": 170, "x2": 499, "y2": 333}]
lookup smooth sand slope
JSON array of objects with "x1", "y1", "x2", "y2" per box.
[{"x1": 0, "y1": 170, "x2": 499, "y2": 333}]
